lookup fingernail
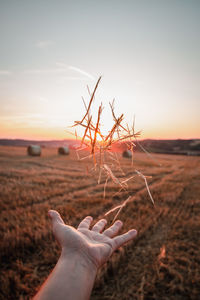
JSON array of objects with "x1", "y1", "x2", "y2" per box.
[
  {"x1": 48, "y1": 210, "x2": 53, "y2": 218},
  {"x1": 130, "y1": 229, "x2": 137, "y2": 236},
  {"x1": 116, "y1": 220, "x2": 123, "y2": 226}
]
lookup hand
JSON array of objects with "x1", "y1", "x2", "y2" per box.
[{"x1": 48, "y1": 210, "x2": 137, "y2": 270}]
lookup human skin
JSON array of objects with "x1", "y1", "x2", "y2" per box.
[{"x1": 34, "y1": 210, "x2": 137, "y2": 300}]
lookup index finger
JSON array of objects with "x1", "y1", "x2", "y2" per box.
[{"x1": 77, "y1": 216, "x2": 93, "y2": 230}]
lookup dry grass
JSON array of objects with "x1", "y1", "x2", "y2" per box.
[
  {"x1": 71, "y1": 77, "x2": 155, "y2": 220},
  {"x1": 0, "y1": 146, "x2": 200, "y2": 299}
]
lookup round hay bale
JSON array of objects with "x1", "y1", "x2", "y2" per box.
[
  {"x1": 122, "y1": 150, "x2": 132, "y2": 158},
  {"x1": 58, "y1": 146, "x2": 69, "y2": 155},
  {"x1": 27, "y1": 145, "x2": 41, "y2": 156}
]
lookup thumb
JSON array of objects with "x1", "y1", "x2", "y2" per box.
[{"x1": 48, "y1": 210, "x2": 64, "y2": 226}]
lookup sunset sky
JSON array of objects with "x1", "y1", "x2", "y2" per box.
[{"x1": 0, "y1": 0, "x2": 199, "y2": 140}]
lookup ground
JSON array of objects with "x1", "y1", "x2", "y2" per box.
[{"x1": 0, "y1": 146, "x2": 200, "y2": 300}]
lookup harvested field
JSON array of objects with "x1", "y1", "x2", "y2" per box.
[{"x1": 0, "y1": 146, "x2": 200, "y2": 299}]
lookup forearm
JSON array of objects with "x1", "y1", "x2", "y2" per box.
[{"x1": 34, "y1": 251, "x2": 97, "y2": 300}]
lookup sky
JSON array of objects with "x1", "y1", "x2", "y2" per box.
[{"x1": 0, "y1": 0, "x2": 199, "y2": 140}]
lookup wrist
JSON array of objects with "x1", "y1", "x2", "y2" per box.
[{"x1": 60, "y1": 248, "x2": 98, "y2": 277}]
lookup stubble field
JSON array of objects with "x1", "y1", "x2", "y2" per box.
[{"x1": 0, "y1": 146, "x2": 200, "y2": 299}]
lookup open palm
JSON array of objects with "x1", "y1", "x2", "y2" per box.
[{"x1": 49, "y1": 210, "x2": 137, "y2": 269}]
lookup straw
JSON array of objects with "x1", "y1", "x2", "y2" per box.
[{"x1": 71, "y1": 77, "x2": 156, "y2": 221}]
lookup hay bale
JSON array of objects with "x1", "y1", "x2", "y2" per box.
[
  {"x1": 58, "y1": 146, "x2": 69, "y2": 155},
  {"x1": 122, "y1": 150, "x2": 132, "y2": 158},
  {"x1": 27, "y1": 145, "x2": 41, "y2": 156}
]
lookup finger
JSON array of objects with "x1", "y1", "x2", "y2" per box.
[
  {"x1": 103, "y1": 220, "x2": 123, "y2": 238},
  {"x1": 77, "y1": 216, "x2": 93, "y2": 230},
  {"x1": 91, "y1": 219, "x2": 107, "y2": 233},
  {"x1": 48, "y1": 210, "x2": 64, "y2": 226},
  {"x1": 112, "y1": 229, "x2": 137, "y2": 251}
]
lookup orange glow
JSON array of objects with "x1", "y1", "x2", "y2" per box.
[
  {"x1": 0, "y1": 123, "x2": 69, "y2": 141},
  {"x1": 1, "y1": 122, "x2": 199, "y2": 141},
  {"x1": 0, "y1": 108, "x2": 199, "y2": 141}
]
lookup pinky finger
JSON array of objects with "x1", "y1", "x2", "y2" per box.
[{"x1": 112, "y1": 229, "x2": 137, "y2": 251}]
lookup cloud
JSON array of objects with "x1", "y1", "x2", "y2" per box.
[
  {"x1": 68, "y1": 66, "x2": 95, "y2": 80},
  {"x1": 22, "y1": 63, "x2": 95, "y2": 82},
  {"x1": 35, "y1": 40, "x2": 53, "y2": 49},
  {"x1": 0, "y1": 70, "x2": 12, "y2": 76}
]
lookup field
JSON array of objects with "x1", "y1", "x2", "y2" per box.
[{"x1": 0, "y1": 146, "x2": 200, "y2": 300}]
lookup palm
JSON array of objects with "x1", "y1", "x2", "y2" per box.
[
  {"x1": 49, "y1": 211, "x2": 137, "y2": 269},
  {"x1": 77, "y1": 227, "x2": 116, "y2": 266}
]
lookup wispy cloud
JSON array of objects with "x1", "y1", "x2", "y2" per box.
[
  {"x1": 35, "y1": 40, "x2": 53, "y2": 49},
  {"x1": 0, "y1": 70, "x2": 12, "y2": 76},
  {"x1": 68, "y1": 66, "x2": 95, "y2": 80},
  {"x1": 22, "y1": 63, "x2": 95, "y2": 82}
]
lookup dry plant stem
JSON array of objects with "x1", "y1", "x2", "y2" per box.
[
  {"x1": 135, "y1": 137, "x2": 161, "y2": 167},
  {"x1": 108, "y1": 152, "x2": 125, "y2": 176},
  {"x1": 82, "y1": 97, "x2": 88, "y2": 114},
  {"x1": 81, "y1": 116, "x2": 92, "y2": 145},
  {"x1": 75, "y1": 145, "x2": 88, "y2": 160},
  {"x1": 105, "y1": 196, "x2": 131, "y2": 224},
  {"x1": 105, "y1": 114, "x2": 124, "y2": 142},
  {"x1": 80, "y1": 76, "x2": 102, "y2": 124},
  {"x1": 109, "y1": 101, "x2": 127, "y2": 132},
  {"x1": 121, "y1": 175, "x2": 136, "y2": 185},
  {"x1": 103, "y1": 164, "x2": 121, "y2": 186},
  {"x1": 135, "y1": 169, "x2": 155, "y2": 205},
  {"x1": 112, "y1": 187, "x2": 124, "y2": 198},
  {"x1": 76, "y1": 149, "x2": 80, "y2": 160},
  {"x1": 72, "y1": 76, "x2": 156, "y2": 212},
  {"x1": 92, "y1": 104, "x2": 103, "y2": 155},
  {"x1": 80, "y1": 153, "x2": 98, "y2": 161},
  {"x1": 104, "y1": 204, "x2": 122, "y2": 216}
]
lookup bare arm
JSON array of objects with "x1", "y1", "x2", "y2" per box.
[{"x1": 34, "y1": 210, "x2": 137, "y2": 300}]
